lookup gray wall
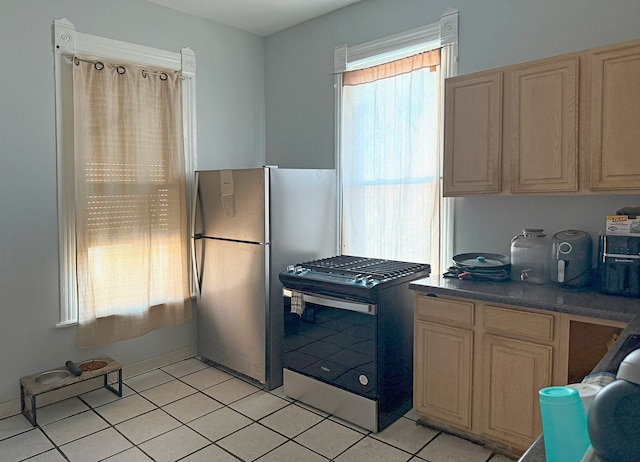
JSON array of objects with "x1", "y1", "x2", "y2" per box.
[
  {"x1": 4, "y1": 0, "x2": 640, "y2": 415},
  {"x1": 0, "y1": 0, "x2": 264, "y2": 408},
  {"x1": 264, "y1": 0, "x2": 640, "y2": 259}
]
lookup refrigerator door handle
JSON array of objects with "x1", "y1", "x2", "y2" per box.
[
  {"x1": 190, "y1": 237, "x2": 202, "y2": 298},
  {"x1": 191, "y1": 174, "x2": 204, "y2": 297}
]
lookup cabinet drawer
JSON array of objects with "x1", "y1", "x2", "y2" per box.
[
  {"x1": 483, "y1": 305, "x2": 554, "y2": 341},
  {"x1": 415, "y1": 295, "x2": 475, "y2": 326}
]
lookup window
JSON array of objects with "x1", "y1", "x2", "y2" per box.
[
  {"x1": 53, "y1": 19, "x2": 197, "y2": 344},
  {"x1": 334, "y1": 9, "x2": 458, "y2": 274}
]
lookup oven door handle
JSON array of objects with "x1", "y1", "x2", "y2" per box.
[{"x1": 283, "y1": 288, "x2": 377, "y2": 315}]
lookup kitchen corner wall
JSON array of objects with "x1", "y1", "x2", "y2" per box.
[
  {"x1": 0, "y1": 0, "x2": 265, "y2": 411},
  {"x1": 4, "y1": 0, "x2": 640, "y2": 419},
  {"x1": 264, "y1": 0, "x2": 640, "y2": 260}
]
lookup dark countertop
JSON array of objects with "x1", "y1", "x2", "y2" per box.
[
  {"x1": 409, "y1": 276, "x2": 640, "y2": 462},
  {"x1": 410, "y1": 276, "x2": 638, "y2": 323}
]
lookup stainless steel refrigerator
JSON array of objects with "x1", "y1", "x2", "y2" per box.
[{"x1": 192, "y1": 167, "x2": 336, "y2": 390}]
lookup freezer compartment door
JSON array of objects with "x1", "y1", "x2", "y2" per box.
[
  {"x1": 196, "y1": 168, "x2": 267, "y2": 243},
  {"x1": 197, "y1": 238, "x2": 268, "y2": 383}
]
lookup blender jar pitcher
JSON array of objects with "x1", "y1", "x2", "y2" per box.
[{"x1": 510, "y1": 228, "x2": 551, "y2": 284}]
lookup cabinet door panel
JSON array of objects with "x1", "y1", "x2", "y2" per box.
[
  {"x1": 510, "y1": 58, "x2": 579, "y2": 193},
  {"x1": 481, "y1": 334, "x2": 552, "y2": 450},
  {"x1": 589, "y1": 42, "x2": 640, "y2": 190},
  {"x1": 444, "y1": 72, "x2": 503, "y2": 195},
  {"x1": 414, "y1": 321, "x2": 473, "y2": 429}
]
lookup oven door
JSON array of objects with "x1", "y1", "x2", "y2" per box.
[{"x1": 283, "y1": 288, "x2": 378, "y2": 399}]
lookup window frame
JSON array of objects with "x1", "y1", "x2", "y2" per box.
[
  {"x1": 333, "y1": 8, "x2": 458, "y2": 272},
  {"x1": 53, "y1": 18, "x2": 197, "y2": 326}
]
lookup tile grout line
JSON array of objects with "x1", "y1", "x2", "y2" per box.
[
  {"x1": 25, "y1": 394, "x2": 506, "y2": 462},
  {"x1": 5, "y1": 358, "x2": 517, "y2": 462}
]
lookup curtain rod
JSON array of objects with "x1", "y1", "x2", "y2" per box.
[{"x1": 64, "y1": 56, "x2": 191, "y2": 80}]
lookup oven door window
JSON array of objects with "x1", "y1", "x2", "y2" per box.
[{"x1": 284, "y1": 294, "x2": 377, "y2": 398}]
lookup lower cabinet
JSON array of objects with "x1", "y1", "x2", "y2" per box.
[
  {"x1": 480, "y1": 334, "x2": 552, "y2": 449},
  {"x1": 414, "y1": 292, "x2": 627, "y2": 455},
  {"x1": 414, "y1": 294, "x2": 557, "y2": 454},
  {"x1": 414, "y1": 321, "x2": 473, "y2": 429}
]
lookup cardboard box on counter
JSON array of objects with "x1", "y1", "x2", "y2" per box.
[{"x1": 606, "y1": 215, "x2": 640, "y2": 236}]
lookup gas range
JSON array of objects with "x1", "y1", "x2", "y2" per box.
[
  {"x1": 280, "y1": 254, "x2": 431, "y2": 431},
  {"x1": 279, "y1": 255, "x2": 431, "y2": 301}
]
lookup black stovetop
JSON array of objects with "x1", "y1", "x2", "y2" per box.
[
  {"x1": 279, "y1": 255, "x2": 431, "y2": 301},
  {"x1": 300, "y1": 255, "x2": 429, "y2": 280}
]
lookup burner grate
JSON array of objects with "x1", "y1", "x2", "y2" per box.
[
  {"x1": 302, "y1": 255, "x2": 429, "y2": 280},
  {"x1": 281, "y1": 255, "x2": 431, "y2": 302}
]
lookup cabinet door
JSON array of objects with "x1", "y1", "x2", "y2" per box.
[
  {"x1": 509, "y1": 57, "x2": 579, "y2": 193},
  {"x1": 481, "y1": 334, "x2": 552, "y2": 451},
  {"x1": 444, "y1": 72, "x2": 503, "y2": 196},
  {"x1": 414, "y1": 321, "x2": 473, "y2": 429},
  {"x1": 589, "y1": 41, "x2": 640, "y2": 190}
]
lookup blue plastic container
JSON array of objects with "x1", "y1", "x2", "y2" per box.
[{"x1": 539, "y1": 386, "x2": 590, "y2": 462}]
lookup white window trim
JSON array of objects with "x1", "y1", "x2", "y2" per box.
[
  {"x1": 53, "y1": 18, "x2": 198, "y2": 326},
  {"x1": 333, "y1": 8, "x2": 458, "y2": 272}
]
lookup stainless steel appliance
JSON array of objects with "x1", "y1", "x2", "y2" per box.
[
  {"x1": 192, "y1": 167, "x2": 336, "y2": 390},
  {"x1": 510, "y1": 228, "x2": 551, "y2": 284},
  {"x1": 279, "y1": 255, "x2": 430, "y2": 432},
  {"x1": 550, "y1": 229, "x2": 592, "y2": 287},
  {"x1": 596, "y1": 235, "x2": 640, "y2": 297}
]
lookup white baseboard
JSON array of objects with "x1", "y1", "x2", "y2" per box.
[
  {"x1": 0, "y1": 345, "x2": 198, "y2": 421},
  {"x1": 122, "y1": 345, "x2": 198, "y2": 378}
]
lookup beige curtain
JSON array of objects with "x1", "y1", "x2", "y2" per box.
[
  {"x1": 343, "y1": 49, "x2": 440, "y2": 86},
  {"x1": 73, "y1": 57, "x2": 191, "y2": 348}
]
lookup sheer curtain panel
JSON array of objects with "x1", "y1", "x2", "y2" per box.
[
  {"x1": 341, "y1": 51, "x2": 441, "y2": 268},
  {"x1": 73, "y1": 57, "x2": 191, "y2": 347}
]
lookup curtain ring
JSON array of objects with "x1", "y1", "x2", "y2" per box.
[
  {"x1": 116, "y1": 65, "x2": 126, "y2": 74},
  {"x1": 74, "y1": 57, "x2": 80, "y2": 66},
  {"x1": 94, "y1": 62, "x2": 104, "y2": 71},
  {"x1": 141, "y1": 70, "x2": 148, "y2": 78},
  {"x1": 160, "y1": 73, "x2": 168, "y2": 81}
]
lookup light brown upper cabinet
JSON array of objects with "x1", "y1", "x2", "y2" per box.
[
  {"x1": 443, "y1": 38, "x2": 640, "y2": 196},
  {"x1": 588, "y1": 40, "x2": 640, "y2": 191},
  {"x1": 443, "y1": 71, "x2": 503, "y2": 195},
  {"x1": 508, "y1": 57, "x2": 579, "y2": 193}
]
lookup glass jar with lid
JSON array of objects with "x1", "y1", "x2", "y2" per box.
[{"x1": 510, "y1": 228, "x2": 551, "y2": 284}]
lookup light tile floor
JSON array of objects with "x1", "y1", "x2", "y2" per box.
[{"x1": 1, "y1": 358, "x2": 518, "y2": 461}]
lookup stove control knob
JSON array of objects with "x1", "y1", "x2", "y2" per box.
[
  {"x1": 287, "y1": 265, "x2": 296, "y2": 272},
  {"x1": 359, "y1": 374, "x2": 369, "y2": 386},
  {"x1": 354, "y1": 274, "x2": 365, "y2": 283},
  {"x1": 365, "y1": 275, "x2": 374, "y2": 285},
  {"x1": 294, "y1": 266, "x2": 304, "y2": 273}
]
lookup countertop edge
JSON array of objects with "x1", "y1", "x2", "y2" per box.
[{"x1": 410, "y1": 277, "x2": 637, "y2": 324}]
